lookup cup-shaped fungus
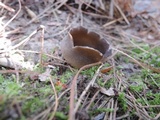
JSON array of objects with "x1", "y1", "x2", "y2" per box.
[{"x1": 60, "y1": 26, "x2": 111, "y2": 68}]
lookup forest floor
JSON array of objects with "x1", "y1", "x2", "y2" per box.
[{"x1": 0, "y1": 0, "x2": 160, "y2": 120}]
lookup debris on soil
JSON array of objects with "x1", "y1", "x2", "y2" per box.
[{"x1": 0, "y1": 0, "x2": 160, "y2": 120}]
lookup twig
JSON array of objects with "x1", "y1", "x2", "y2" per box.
[
  {"x1": 77, "y1": 1, "x2": 83, "y2": 26},
  {"x1": 0, "y1": 28, "x2": 39, "y2": 53},
  {"x1": 0, "y1": 2, "x2": 15, "y2": 12},
  {"x1": 112, "y1": 47, "x2": 160, "y2": 73},
  {"x1": 75, "y1": 64, "x2": 103, "y2": 112},
  {"x1": 32, "y1": 88, "x2": 70, "y2": 120},
  {"x1": 14, "y1": 63, "x2": 20, "y2": 83},
  {"x1": 49, "y1": 76, "x2": 58, "y2": 120},
  {"x1": 120, "y1": 31, "x2": 150, "y2": 54},
  {"x1": 80, "y1": 92, "x2": 90, "y2": 110},
  {"x1": 109, "y1": 0, "x2": 114, "y2": 18},
  {"x1": 65, "y1": 4, "x2": 112, "y2": 19},
  {"x1": 69, "y1": 62, "x2": 102, "y2": 120},
  {"x1": 103, "y1": 17, "x2": 123, "y2": 27},
  {"x1": 103, "y1": 98, "x2": 113, "y2": 119},
  {"x1": 19, "y1": 50, "x2": 64, "y2": 62},
  {"x1": 109, "y1": 99, "x2": 114, "y2": 120},
  {"x1": 26, "y1": 0, "x2": 68, "y2": 26},
  {"x1": 125, "y1": 94, "x2": 152, "y2": 119},
  {"x1": 2, "y1": 0, "x2": 21, "y2": 29},
  {"x1": 85, "y1": 74, "x2": 112, "y2": 111},
  {"x1": 140, "y1": 105, "x2": 160, "y2": 108},
  {"x1": 116, "y1": 112, "x2": 129, "y2": 120},
  {"x1": 113, "y1": 1, "x2": 130, "y2": 25},
  {"x1": 154, "y1": 113, "x2": 160, "y2": 120},
  {"x1": 46, "y1": 24, "x2": 71, "y2": 38},
  {"x1": 85, "y1": 90, "x2": 99, "y2": 111},
  {"x1": 112, "y1": 47, "x2": 144, "y2": 68},
  {"x1": 119, "y1": 47, "x2": 160, "y2": 74},
  {"x1": 40, "y1": 25, "x2": 45, "y2": 65},
  {"x1": 113, "y1": 100, "x2": 118, "y2": 120},
  {"x1": 128, "y1": 91, "x2": 142, "y2": 120},
  {"x1": 15, "y1": 100, "x2": 23, "y2": 118}
]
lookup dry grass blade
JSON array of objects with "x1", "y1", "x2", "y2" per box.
[
  {"x1": 75, "y1": 64, "x2": 103, "y2": 112},
  {"x1": 85, "y1": 74, "x2": 112, "y2": 112},
  {"x1": 69, "y1": 62, "x2": 102, "y2": 120},
  {"x1": 25, "y1": 6, "x2": 39, "y2": 23},
  {"x1": 2, "y1": 0, "x2": 21, "y2": 29},
  {"x1": 49, "y1": 76, "x2": 58, "y2": 120},
  {"x1": 103, "y1": 17, "x2": 123, "y2": 27},
  {"x1": 117, "y1": 72, "x2": 159, "y2": 120},
  {"x1": 26, "y1": 0, "x2": 68, "y2": 26},
  {"x1": 0, "y1": 27, "x2": 40, "y2": 53},
  {"x1": 113, "y1": 1, "x2": 130, "y2": 25},
  {"x1": 19, "y1": 50, "x2": 64, "y2": 62},
  {"x1": 109, "y1": 0, "x2": 114, "y2": 18},
  {"x1": 0, "y1": 2, "x2": 15, "y2": 12},
  {"x1": 0, "y1": 0, "x2": 159, "y2": 119},
  {"x1": 32, "y1": 88, "x2": 70, "y2": 120},
  {"x1": 40, "y1": 25, "x2": 45, "y2": 66},
  {"x1": 112, "y1": 47, "x2": 160, "y2": 73}
]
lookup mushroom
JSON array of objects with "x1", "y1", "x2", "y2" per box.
[{"x1": 60, "y1": 26, "x2": 111, "y2": 68}]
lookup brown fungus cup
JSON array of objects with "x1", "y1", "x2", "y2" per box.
[{"x1": 60, "y1": 26, "x2": 111, "y2": 68}]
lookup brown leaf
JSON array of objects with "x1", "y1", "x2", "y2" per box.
[{"x1": 101, "y1": 66, "x2": 113, "y2": 74}]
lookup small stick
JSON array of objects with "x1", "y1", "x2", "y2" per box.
[
  {"x1": 40, "y1": 25, "x2": 45, "y2": 66},
  {"x1": 69, "y1": 62, "x2": 102, "y2": 120},
  {"x1": 113, "y1": 1, "x2": 130, "y2": 25},
  {"x1": 2, "y1": 0, "x2": 21, "y2": 30},
  {"x1": 103, "y1": 17, "x2": 123, "y2": 27},
  {"x1": 0, "y1": 28, "x2": 39, "y2": 53},
  {"x1": 49, "y1": 76, "x2": 58, "y2": 120},
  {"x1": 109, "y1": 0, "x2": 114, "y2": 18},
  {"x1": 75, "y1": 64, "x2": 103, "y2": 112},
  {"x1": 0, "y1": 2, "x2": 15, "y2": 12}
]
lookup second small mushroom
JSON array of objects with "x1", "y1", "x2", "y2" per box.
[{"x1": 60, "y1": 26, "x2": 111, "y2": 68}]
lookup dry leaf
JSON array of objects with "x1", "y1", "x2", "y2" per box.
[
  {"x1": 101, "y1": 66, "x2": 113, "y2": 74},
  {"x1": 100, "y1": 87, "x2": 116, "y2": 96}
]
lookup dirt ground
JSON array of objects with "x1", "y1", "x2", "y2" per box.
[{"x1": 0, "y1": 0, "x2": 160, "y2": 120}]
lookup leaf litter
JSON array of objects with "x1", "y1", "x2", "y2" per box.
[{"x1": 0, "y1": 0, "x2": 160, "y2": 120}]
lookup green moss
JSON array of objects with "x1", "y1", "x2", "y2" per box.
[
  {"x1": 118, "y1": 92, "x2": 128, "y2": 112},
  {"x1": 33, "y1": 63, "x2": 45, "y2": 73},
  {"x1": 129, "y1": 85, "x2": 143, "y2": 92},
  {"x1": 97, "y1": 78, "x2": 105, "y2": 87},
  {"x1": 42, "y1": 54, "x2": 48, "y2": 61},
  {"x1": 146, "y1": 92, "x2": 160, "y2": 105},
  {"x1": 55, "y1": 112, "x2": 68, "y2": 120},
  {"x1": 104, "y1": 78, "x2": 115, "y2": 89},
  {"x1": 22, "y1": 97, "x2": 45, "y2": 114},
  {"x1": 81, "y1": 66, "x2": 98, "y2": 78},
  {"x1": 59, "y1": 70, "x2": 73, "y2": 83},
  {"x1": 39, "y1": 86, "x2": 53, "y2": 97},
  {"x1": 89, "y1": 108, "x2": 113, "y2": 115},
  {"x1": 0, "y1": 75, "x2": 21, "y2": 98},
  {"x1": 131, "y1": 44, "x2": 160, "y2": 68}
]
